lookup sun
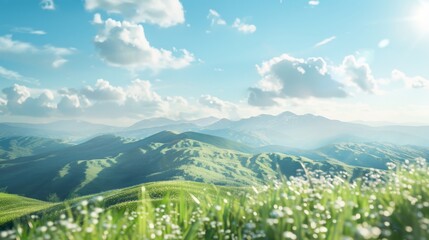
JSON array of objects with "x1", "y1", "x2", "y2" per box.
[{"x1": 413, "y1": 2, "x2": 429, "y2": 34}]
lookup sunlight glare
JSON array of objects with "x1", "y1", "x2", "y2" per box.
[{"x1": 414, "y1": 2, "x2": 429, "y2": 34}]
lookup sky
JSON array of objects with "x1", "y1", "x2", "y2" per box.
[{"x1": 0, "y1": 0, "x2": 429, "y2": 126}]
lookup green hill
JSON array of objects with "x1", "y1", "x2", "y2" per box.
[
  {"x1": 2, "y1": 162, "x2": 429, "y2": 240},
  {"x1": 0, "y1": 181, "x2": 242, "y2": 227},
  {"x1": 0, "y1": 193, "x2": 55, "y2": 225},
  {"x1": 0, "y1": 136, "x2": 70, "y2": 161},
  {"x1": 0, "y1": 131, "x2": 354, "y2": 201},
  {"x1": 314, "y1": 142, "x2": 429, "y2": 169}
]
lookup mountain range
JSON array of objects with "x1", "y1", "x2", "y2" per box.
[
  {"x1": 0, "y1": 131, "x2": 329, "y2": 200},
  {"x1": 0, "y1": 130, "x2": 427, "y2": 201},
  {"x1": 2, "y1": 112, "x2": 429, "y2": 149}
]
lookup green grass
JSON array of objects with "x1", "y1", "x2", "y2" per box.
[
  {"x1": 0, "y1": 193, "x2": 56, "y2": 226},
  {"x1": 0, "y1": 181, "x2": 244, "y2": 227},
  {"x1": 2, "y1": 159, "x2": 429, "y2": 239}
]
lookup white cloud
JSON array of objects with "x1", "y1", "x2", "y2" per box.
[
  {"x1": 378, "y1": 39, "x2": 390, "y2": 48},
  {"x1": 2, "y1": 84, "x2": 56, "y2": 117},
  {"x1": 392, "y1": 70, "x2": 429, "y2": 89},
  {"x1": 309, "y1": 0, "x2": 320, "y2": 6},
  {"x1": 12, "y1": 27, "x2": 46, "y2": 35},
  {"x1": 248, "y1": 54, "x2": 347, "y2": 106},
  {"x1": 199, "y1": 95, "x2": 231, "y2": 111},
  {"x1": 0, "y1": 35, "x2": 74, "y2": 68},
  {"x1": 81, "y1": 79, "x2": 126, "y2": 101},
  {"x1": 207, "y1": 9, "x2": 226, "y2": 26},
  {"x1": 58, "y1": 79, "x2": 186, "y2": 119},
  {"x1": 232, "y1": 18, "x2": 256, "y2": 34},
  {"x1": 40, "y1": 0, "x2": 55, "y2": 10},
  {"x1": 57, "y1": 94, "x2": 88, "y2": 115},
  {"x1": 335, "y1": 55, "x2": 377, "y2": 93},
  {"x1": 85, "y1": 0, "x2": 185, "y2": 27},
  {"x1": 0, "y1": 35, "x2": 37, "y2": 53},
  {"x1": 92, "y1": 13, "x2": 103, "y2": 25},
  {"x1": 56, "y1": 80, "x2": 169, "y2": 118},
  {"x1": 314, "y1": 36, "x2": 336, "y2": 48},
  {"x1": 0, "y1": 66, "x2": 23, "y2": 81},
  {"x1": 198, "y1": 95, "x2": 239, "y2": 119},
  {"x1": 94, "y1": 18, "x2": 194, "y2": 71},
  {"x1": 0, "y1": 80, "x2": 244, "y2": 121},
  {"x1": 0, "y1": 97, "x2": 6, "y2": 114},
  {"x1": 52, "y1": 59, "x2": 68, "y2": 68}
]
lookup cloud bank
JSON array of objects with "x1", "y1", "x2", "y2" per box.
[
  {"x1": 0, "y1": 80, "x2": 240, "y2": 121},
  {"x1": 85, "y1": 0, "x2": 185, "y2": 27}
]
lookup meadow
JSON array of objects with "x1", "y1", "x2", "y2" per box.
[{"x1": 1, "y1": 159, "x2": 428, "y2": 240}]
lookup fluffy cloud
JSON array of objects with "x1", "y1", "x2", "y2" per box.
[
  {"x1": 248, "y1": 54, "x2": 347, "y2": 106},
  {"x1": 335, "y1": 55, "x2": 376, "y2": 93},
  {"x1": 198, "y1": 95, "x2": 239, "y2": 118},
  {"x1": 57, "y1": 94, "x2": 89, "y2": 115},
  {"x1": 85, "y1": 0, "x2": 185, "y2": 27},
  {"x1": 40, "y1": 0, "x2": 55, "y2": 10},
  {"x1": 208, "y1": 9, "x2": 226, "y2": 26},
  {"x1": 232, "y1": 18, "x2": 256, "y2": 34},
  {"x1": 392, "y1": 70, "x2": 429, "y2": 89},
  {"x1": 248, "y1": 88, "x2": 279, "y2": 107},
  {"x1": 0, "y1": 35, "x2": 74, "y2": 68},
  {"x1": 199, "y1": 95, "x2": 235, "y2": 111},
  {"x1": 0, "y1": 80, "x2": 244, "y2": 121},
  {"x1": 1, "y1": 80, "x2": 167, "y2": 118},
  {"x1": 94, "y1": 19, "x2": 194, "y2": 71},
  {"x1": 81, "y1": 79, "x2": 126, "y2": 101},
  {"x1": 2, "y1": 84, "x2": 56, "y2": 117}
]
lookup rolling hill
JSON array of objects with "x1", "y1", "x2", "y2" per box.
[
  {"x1": 0, "y1": 131, "x2": 352, "y2": 201},
  {"x1": 0, "y1": 180, "x2": 241, "y2": 228},
  {"x1": 260, "y1": 142, "x2": 429, "y2": 170},
  {"x1": 0, "y1": 136, "x2": 70, "y2": 161},
  {"x1": 0, "y1": 193, "x2": 55, "y2": 226}
]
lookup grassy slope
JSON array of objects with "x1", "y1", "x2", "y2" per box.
[
  {"x1": 0, "y1": 181, "x2": 244, "y2": 227},
  {"x1": 2, "y1": 162, "x2": 428, "y2": 239},
  {"x1": 0, "y1": 193, "x2": 56, "y2": 225},
  {"x1": 316, "y1": 142, "x2": 429, "y2": 169},
  {"x1": 0, "y1": 136, "x2": 70, "y2": 161},
  {"x1": 0, "y1": 132, "x2": 358, "y2": 201}
]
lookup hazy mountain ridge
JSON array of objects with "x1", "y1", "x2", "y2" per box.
[
  {"x1": 0, "y1": 136, "x2": 70, "y2": 161},
  {"x1": 203, "y1": 112, "x2": 429, "y2": 148},
  {"x1": 3, "y1": 112, "x2": 429, "y2": 149},
  {"x1": 0, "y1": 131, "x2": 363, "y2": 200}
]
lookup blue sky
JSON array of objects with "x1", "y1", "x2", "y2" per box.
[{"x1": 0, "y1": 0, "x2": 428, "y2": 125}]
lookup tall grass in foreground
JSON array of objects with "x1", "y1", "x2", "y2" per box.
[{"x1": 2, "y1": 158, "x2": 429, "y2": 240}]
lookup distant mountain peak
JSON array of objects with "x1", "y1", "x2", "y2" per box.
[
  {"x1": 82, "y1": 134, "x2": 124, "y2": 145},
  {"x1": 129, "y1": 117, "x2": 179, "y2": 130},
  {"x1": 277, "y1": 111, "x2": 297, "y2": 117}
]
